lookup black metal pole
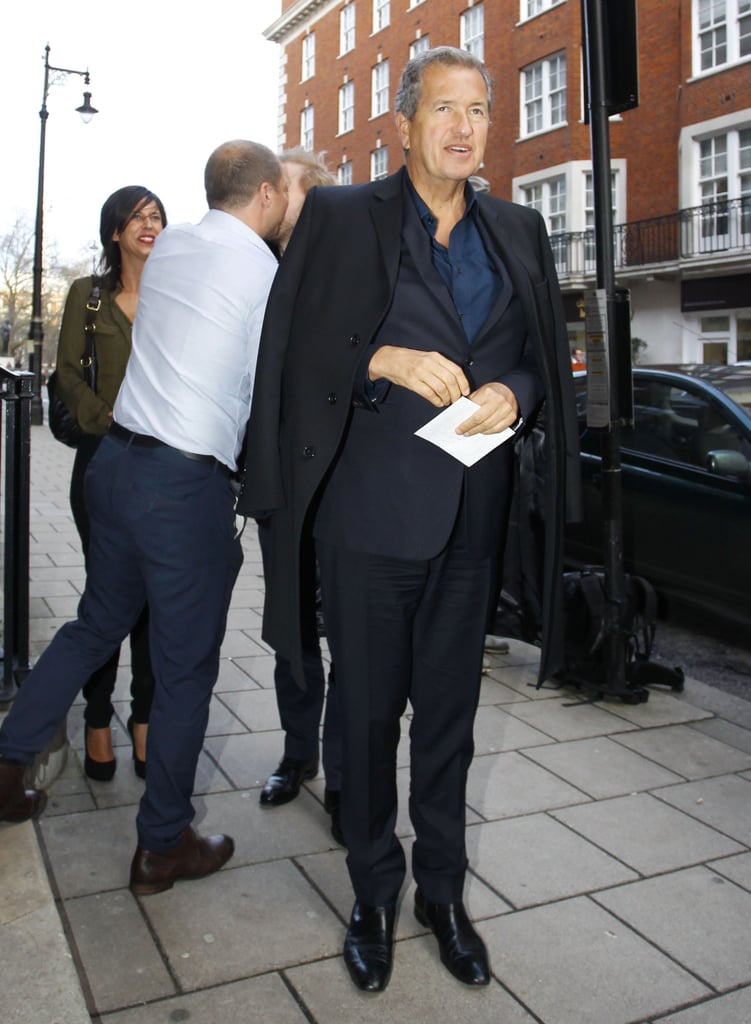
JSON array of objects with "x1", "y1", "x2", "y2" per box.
[
  {"x1": 1, "y1": 369, "x2": 34, "y2": 701},
  {"x1": 582, "y1": 0, "x2": 627, "y2": 693},
  {"x1": 28, "y1": 46, "x2": 96, "y2": 427},
  {"x1": 28, "y1": 46, "x2": 51, "y2": 427}
]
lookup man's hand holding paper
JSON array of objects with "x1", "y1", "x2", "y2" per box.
[{"x1": 415, "y1": 395, "x2": 521, "y2": 467}]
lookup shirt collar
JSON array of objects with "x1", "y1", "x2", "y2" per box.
[
  {"x1": 200, "y1": 207, "x2": 271, "y2": 254},
  {"x1": 404, "y1": 174, "x2": 479, "y2": 240}
]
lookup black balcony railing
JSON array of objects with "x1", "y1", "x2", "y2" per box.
[{"x1": 552, "y1": 197, "x2": 750, "y2": 278}]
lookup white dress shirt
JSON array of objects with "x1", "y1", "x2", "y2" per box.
[{"x1": 114, "y1": 208, "x2": 278, "y2": 470}]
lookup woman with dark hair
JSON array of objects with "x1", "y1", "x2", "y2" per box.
[{"x1": 56, "y1": 185, "x2": 167, "y2": 781}]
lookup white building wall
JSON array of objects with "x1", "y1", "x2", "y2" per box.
[{"x1": 629, "y1": 279, "x2": 685, "y2": 364}]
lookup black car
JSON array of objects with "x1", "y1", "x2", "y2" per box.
[{"x1": 565, "y1": 363, "x2": 751, "y2": 627}]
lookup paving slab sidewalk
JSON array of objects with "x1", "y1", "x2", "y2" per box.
[{"x1": 1, "y1": 425, "x2": 750, "y2": 1024}]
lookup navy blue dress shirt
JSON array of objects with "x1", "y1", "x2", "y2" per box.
[
  {"x1": 365, "y1": 178, "x2": 501, "y2": 404},
  {"x1": 411, "y1": 182, "x2": 501, "y2": 344}
]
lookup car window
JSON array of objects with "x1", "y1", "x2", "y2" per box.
[
  {"x1": 573, "y1": 380, "x2": 600, "y2": 455},
  {"x1": 723, "y1": 384, "x2": 751, "y2": 415},
  {"x1": 623, "y1": 380, "x2": 751, "y2": 469}
]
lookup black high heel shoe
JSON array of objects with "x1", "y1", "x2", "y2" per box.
[
  {"x1": 127, "y1": 716, "x2": 147, "y2": 779},
  {"x1": 84, "y1": 727, "x2": 116, "y2": 782}
]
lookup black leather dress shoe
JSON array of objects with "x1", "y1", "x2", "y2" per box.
[
  {"x1": 0, "y1": 759, "x2": 47, "y2": 823},
  {"x1": 414, "y1": 888, "x2": 490, "y2": 986},
  {"x1": 130, "y1": 826, "x2": 235, "y2": 895},
  {"x1": 324, "y1": 788, "x2": 345, "y2": 846},
  {"x1": 343, "y1": 901, "x2": 396, "y2": 992},
  {"x1": 259, "y1": 755, "x2": 319, "y2": 806}
]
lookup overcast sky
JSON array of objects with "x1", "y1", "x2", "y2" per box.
[{"x1": 3, "y1": 1, "x2": 282, "y2": 264}]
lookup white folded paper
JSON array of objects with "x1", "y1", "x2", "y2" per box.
[{"x1": 414, "y1": 396, "x2": 518, "y2": 467}]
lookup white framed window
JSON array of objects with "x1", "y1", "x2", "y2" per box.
[
  {"x1": 340, "y1": 2, "x2": 356, "y2": 55},
  {"x1": 522, "y1": 0, "x2": 565, "y2": 20},
  {"x1": 301, "y1": 33, "x2": 315, "y2": 81},
  {"x1": 522, "y1": 175, "x2": 568, "y2": 268},
  {"x1": 460, "y1": 4, "x2": 485, "y2": 61},
  {"x1": 699, "y1": 314, "x2": 731, "y2": 362},
  {"x1": 741, "y1": 127, "x2": 751, "y2": 239},
  {"x1": 515, "y1": 161, "x2": 625, "y2": 275},
  {"x1": 410, "y1": 34, "x2": 431, "y2": 59},
  {"x1": 699, "y1": 133, "x2": 730, "y2": 250},
  {"x1": 373, "y1": 0, "x2": 390, "y2": 33},
  {"x1": 521, "y1": 175, "x2": 566, "y2": 230},
  {"x1": 584, "y1": 170, "x2": 618, "y2": 267},
  {"x1": 338, "y1": 161, "x2": 353, "y2": 186},
  {"x1": 700, "y1": 133, "x2": 729, "y2": 208},
  {"x1": 371, "y1": 146, "x2": 389, "y2": 180},
  {"x1": 522, "y1": 183, "x2": 542, "y2": 213},
  {"x1": 339, "y1": 80, "x2": 355, "y2": 134},
  {"x1": 694, "y1": 127, "x2": 751, "y2": 249},
  {"x1": 521, "y1": 52, "x2": 566, "y2": 137},
  {"x1": 694, "y1": 0, "x2": 751, "y2": 74},
  {"x1": 693, "y1": 313, "x2": 751, "y2": 363},
  {"x1": 300, "y1": 106, "x2": 314, "y2": 151},
  {"x1": 371, "y1": 60, "x2": 390, "y2": 117}
]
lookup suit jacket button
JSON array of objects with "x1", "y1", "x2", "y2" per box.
[
  {"x1": 328, "y1": 392, "x2": 337, "y2": 404},
  {"x1": 302, "y1": 445, "x2": 316, "y2": 458},
  {"x1": 348, "y1": 334, "x2": 360, "y2": 346}
]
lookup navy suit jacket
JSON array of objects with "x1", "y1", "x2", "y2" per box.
[
  {"x1": 313, "y1": 175, "x2": 540, "y2": 561},
  {"x1": 239, "y1": 168, "x2": 580, "y2": 685}
]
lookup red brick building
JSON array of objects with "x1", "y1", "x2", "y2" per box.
[{"x1": 265, "y1": 0, "x2": 750, "y2": 363}]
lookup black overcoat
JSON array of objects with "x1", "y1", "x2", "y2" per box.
[{"x1": 238, "y1": 168, "x2": 581, "y2": 686}]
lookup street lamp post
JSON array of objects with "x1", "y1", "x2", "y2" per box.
[{"x1": 29, "y1": 44, "x2": 97, "y2": 425}]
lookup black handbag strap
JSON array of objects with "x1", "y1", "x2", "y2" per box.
[{"x1": 80, "y1": 275, "x2": 102, "y2": 371}]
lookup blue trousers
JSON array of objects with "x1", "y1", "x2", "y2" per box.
[
  {"x1": 70, "y1": 433, "x2": 154, "y2": 727},
  {"x1": 0, "y1": 433, "x2": 242, "y2": 849}
]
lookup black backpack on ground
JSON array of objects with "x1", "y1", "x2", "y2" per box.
[
  {"x1": 560, "y1": 567, "x2": 657, "y2": 678},
  {"x1": 554, "y1": 567, "x2": 687, "y2": 702}
]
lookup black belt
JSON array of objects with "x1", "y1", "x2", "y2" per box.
[{"x1": 110, "y1": 421, "x2": 228, "y2": 473}]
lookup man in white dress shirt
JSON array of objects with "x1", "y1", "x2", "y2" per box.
[{"x1": 0, "y1": 140, "x2": 288, "y2": 895}]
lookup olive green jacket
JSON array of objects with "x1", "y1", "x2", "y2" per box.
[{"x1": 55, "y1": 276, "x2": 133, "y2": 436}]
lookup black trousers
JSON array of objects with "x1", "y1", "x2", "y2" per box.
[
  {"x1": 70, "y1": 434, "x2": 154, "y2": 727},
  {"x1": 316, "y1": 520, "x2": 491, "y2": 906},
  {"x1": 256, "y1": 519, "x2": 342, "y2": 788}
]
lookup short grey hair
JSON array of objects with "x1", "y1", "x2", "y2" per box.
[
  {"x1": 279, "y1": 147, "x2": 337, "y2": 190},
  {"x1": 395, "y1": 46, "x2": 493, "y2": 121}
]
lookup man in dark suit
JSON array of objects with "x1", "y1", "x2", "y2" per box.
[
  {"x1": 257, "y1": 149, "x2": 344, "y2": 847},
  {"x1": 239, "y1": 47, "x2": 580, "y2": 992}
]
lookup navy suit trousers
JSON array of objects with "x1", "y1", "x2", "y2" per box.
[
  {"x1": 316, "y1": 522, "x2": 491, "y2": 906},
  {"x1": 0, "y1": 433, "x2": 242, "y2": 849}
]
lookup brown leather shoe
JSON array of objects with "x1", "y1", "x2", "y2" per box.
[
  {"x1": 129, "y1": 826, "x2": 235, "y2": 895},
  {"x1": 0, "y1": 759, "x2": 47, "y2": 823}
]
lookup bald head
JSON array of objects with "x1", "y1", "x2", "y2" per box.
[
  {"x1": 205, "y1": 140, "x2": 284, "y2": 210},
  {"x1": 203, "y1": 140, "x2": 289, "y2": 242}
]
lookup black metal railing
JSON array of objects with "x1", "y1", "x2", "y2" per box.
[
  {"x1": 0, "y1": 367, "x2": 34, "y2": 702},
  {"x1": 553, "y1": 197, "x2": 750, "y2": 277}
]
